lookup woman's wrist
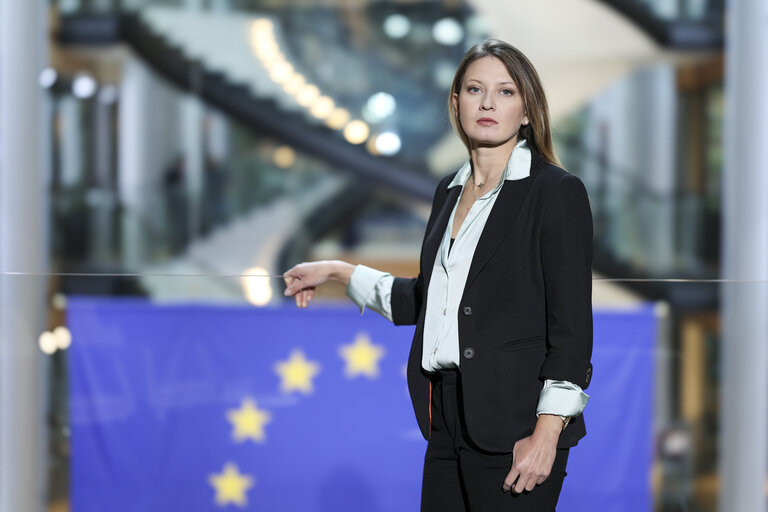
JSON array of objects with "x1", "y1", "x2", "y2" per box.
[
  {"x1": 327, "y1": 260, "x2": 355, "y2": 286},
  {"x1": 533, "y1": 414, "x2": 564, "y2": 442}
]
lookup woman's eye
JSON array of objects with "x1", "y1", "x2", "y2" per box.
[
  {"x1": 467, "y1": 86, "x2": 481, "y2": 93},
  {"x1": 501, "y1": 89, "x2": 514, "y2": 96}
]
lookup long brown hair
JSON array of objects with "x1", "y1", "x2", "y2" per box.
[{"x1": 448, "y1": 39, "x2": 560, "y2": 165}]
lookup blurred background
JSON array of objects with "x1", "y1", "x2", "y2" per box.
[{"x1": 1, "y1": 0, "x2": 766, "y2": 511}]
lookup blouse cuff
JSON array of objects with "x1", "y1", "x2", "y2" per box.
[
  {"x1": 345, "y1": 265, "x2": 394, "y2": 321},
  {"x1": 536, "y1": 379, "x2": 589, "y2": 418}
]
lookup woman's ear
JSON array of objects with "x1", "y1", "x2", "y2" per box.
[{"x1": 452, "y1": 92, "x2": 459, "y2": 116}]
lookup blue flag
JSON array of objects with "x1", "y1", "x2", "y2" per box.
[{"x1": 68, "y1": 298, "x2": 655, "y2": 511}]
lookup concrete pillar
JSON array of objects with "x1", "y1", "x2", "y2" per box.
[
  {"x1": 0, "y1": 0, "x2": 50, "y2": 511},
  {"x1": 719, "y1": 1, "x2": 768, "y2": 511}
]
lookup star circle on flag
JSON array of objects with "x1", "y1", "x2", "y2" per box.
[
  {"x1": 208, "y1": 462, "x2": 254, "y2": 507},
  {"x1": 226, "y1": 398, "x2": 272, "y2": 443},
  {"x1": 339, "y1": 332, "x2": 385, "y2": 379},
  {"x1": 274, "y1": 349, "x2": 321, "y2": 395}
]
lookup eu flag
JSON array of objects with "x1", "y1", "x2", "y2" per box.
[{"x1": 68, "y1": 298, "x2": 655, "y2": 511}]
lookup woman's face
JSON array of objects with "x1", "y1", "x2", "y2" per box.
[{"x1": 452, "y1": 56, "x2": 529, "y2": 149}]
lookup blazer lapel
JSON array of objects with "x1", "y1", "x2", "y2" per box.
[
  {"x1": 421, "y1": 186, "x2": 460, "y2": 286},
  {"x1": 463, "y1": 176, "x2": 533, "y2": 293}
]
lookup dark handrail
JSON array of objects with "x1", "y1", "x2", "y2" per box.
[{"x1": 596, "y1": 0, "x2": 723, "y2": 48}]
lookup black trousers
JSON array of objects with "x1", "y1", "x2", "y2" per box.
[{"x1": 421, "y1": 369, "x2": 569, "y2": 512}]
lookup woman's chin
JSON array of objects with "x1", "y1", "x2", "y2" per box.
[{"x1": 470, "y1": 137, "x2": 517, "y2": 150}]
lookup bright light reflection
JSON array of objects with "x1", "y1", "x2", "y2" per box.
[
  {"x1": 366, "y1": 136, "x2": 380, "y2": 156},
  {"x1": 383, "y1": 14, "x2": 411, "y2": 39},
  {"x1": 282, "y1": 73, "x2": 306, "y2": 94},
  {"x1": 296, "y1": 84, "x2": 320, "y2": 106},
  {"x1": 251, "y1": 19, "x2": 274, "y2": 32},
  {"x1": 432, "y1": 18, "x2": 464, "y2": 46},
  {"x1": 364, "y1": 92, "x2": 397, "y2": 122},
  {"x1": 273, "y1": 146, "x2": 296, "y2": 168},
  {"x1": 256, "y1": 42, "x2": 281, "y2": 61},
  {"x1": 269, "y1": 61, "x2": 294, "y2": 83},
  {"x1": 375, "y1": 132, "x2": 402, "y2": 156},
  {"x1": 73, "y1": 73, "x2": 97, "y2": 99},
  {"x1": 343, "y1": 120, "x2": 370, "y2": 145},
  {"x1": 52, "y1": 293, "x2": 67, "y2": 310},
  {"x1": 39, "y1": 68, "x2": 57, "y2": 89},
  {"x1": 53, "y1": 326, "x2": 72, "y2": 350},
  {"x1": 310, "y1": 96, "x2": 335, "y2": 119},
  {"x1": 242, "y1": 267, "x2": 273, "y2": 306},
  {"x1": 326, "y1": 108, "x2": 350, "y2": 130},
  {"x1": 39, "y1": 332, "x2": 57, "y2": 355}
]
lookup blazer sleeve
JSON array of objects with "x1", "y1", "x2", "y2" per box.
[
  {"x1": 390, "y1": 276, "x2": 424, "y2": 326},
  {"x1": 538, "y1": 173, "x2": 594, "y2": 390}
]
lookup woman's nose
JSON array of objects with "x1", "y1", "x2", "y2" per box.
[{"x1": 481, "y1": 95, "x2": 494, "y2": 110}]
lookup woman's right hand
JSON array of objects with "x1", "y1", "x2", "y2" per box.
[{"x1": 283, "y1": 260, "x2": 354, "y2": 308}]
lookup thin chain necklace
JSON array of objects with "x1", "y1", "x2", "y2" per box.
[{"x1": 470, "y1": 170, "x2": 504, "y2": 200}]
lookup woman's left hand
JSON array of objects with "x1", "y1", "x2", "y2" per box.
[{"x1": 503, "y1": 414, "x2": 562, "y2": 494}]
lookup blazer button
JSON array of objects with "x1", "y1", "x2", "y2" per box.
[
  {"x1": 463, "y1": 347, "x2": 475, "y2": 359},
  {"x1": 462, "y1": 306, "x2": 472, "y2": 316}
]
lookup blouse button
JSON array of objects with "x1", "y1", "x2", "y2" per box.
[
  {"x1": 463, "y1": 347, "x2": 475, "y2": 359},
  {"x1": 462, "y1": 306, "x2": 472, "y2": 316}
]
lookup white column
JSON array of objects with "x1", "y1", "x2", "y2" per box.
[
  {"x1": 719, "y1": 1, "x2": 768, "y2": 511},
  {"x1": 207, "y1": 110, "x2": 230, "y2": 164},
  {"x1": 0, "y1": 0, "x2": 50, "y2": 511},
  {"x1": 181, "y1": 95, "x2": 204, "y2": 237},
  {"x1": 59, "y1": 96, "x2": 84, "y2": 188},
  {"x1": 90, "y1": 88, "x2": 118, "y2": 263},
  {"x1": 637, "y1": 64, "x2": 676, "y2": 274},
  {"x1": 118, "y1": 56, "x2": 158, "y2": 269}
]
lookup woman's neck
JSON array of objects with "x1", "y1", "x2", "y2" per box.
[{"x1": 469, "y1": 137, "x2": 518, "y2": 185}]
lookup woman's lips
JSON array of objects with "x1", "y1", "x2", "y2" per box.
[{"x1": 477, "y1": 118, "x2": 497, "y2": 125}]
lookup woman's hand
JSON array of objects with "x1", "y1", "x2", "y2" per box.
[
  {"x1": 283, "y1": 260, "x2": 355, "y2": 308},
  {"x1": 503, "y1": 414, "x2": 562, "y2": 494}
]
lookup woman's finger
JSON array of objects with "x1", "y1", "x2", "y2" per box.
[
  {"x1": 300, "y1": 289, "x2": 309, "y2": 308},
  {"x1": 283, "y1": 273, "x2": 304, "y2": 297}
]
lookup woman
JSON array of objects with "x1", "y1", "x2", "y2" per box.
[{"x1": 283, "y1": 39, "x2": 593, "y2": 511}]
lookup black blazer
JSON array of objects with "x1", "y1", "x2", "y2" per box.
[{"x1": 390, "y1": 148, "x2": 593, "y2": 452}]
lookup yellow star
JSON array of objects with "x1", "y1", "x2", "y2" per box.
[
  {"x1": 274, "y1": 349, "x2": 321, "y2": 395},
  {"x1": 226, "y1": 398, "x2": 271, "y2": 443},
  {"x1": 208, "y1": 462, "x2": 254, "y2": 507},
  {"x1": 339, "y1": 332, "x2": 386, "y2": 379}
]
